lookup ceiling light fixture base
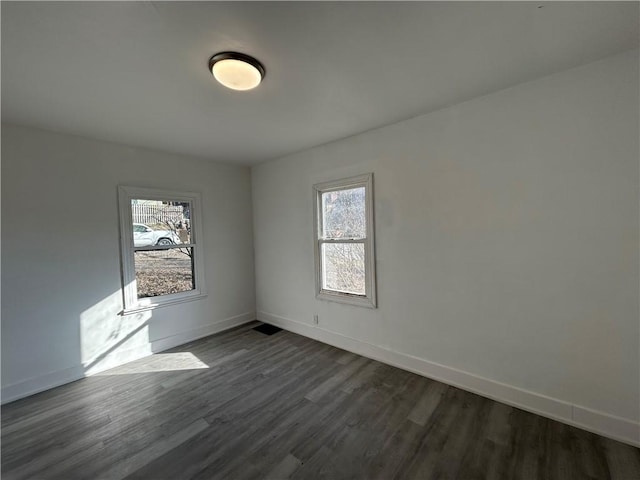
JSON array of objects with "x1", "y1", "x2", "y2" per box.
[{"x1": 208, "y1": 52, "x2": 266, "y2": 91}]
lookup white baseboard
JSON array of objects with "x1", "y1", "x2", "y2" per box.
[
  {"x1": 0, "y1": 365, "x2": 86, "y2": 405},
  {"x1": 257, "y1": 311, "x2": 640, "y2": 447},
  {"x1": 151, "y1": 311, "x2": 256, "y2": 353},
  {"x1": 0, "y1": 311, "x2": 256, "y2": 405}
]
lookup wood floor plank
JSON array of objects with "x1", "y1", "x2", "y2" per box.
[
  {"x1": 304, "y1": 355, "x2": 370, "y2": 403},
  {"x1": 602, "y1": 437, "x2": 640, "y2": 480},
  {"x1": 265, "y1": 453, "x2": 303, "y2": 479},
  {"x1": 2, "y1": 324, "x2": 639, "y2": 480},
  {"x1": 368, "y1": 418, "x2": 427, "y2": 479},
  {"x1": 126, "y1": 341, "x2": 340, "y2": 479},
  {"x1": 455, "y1": 402, "x2": 514, "y2": 479},
  {"x1": 407, "y1": 380, "x2": 447, "y2": 426},
  {"x1": 99, "y1": 418, "x2": 209, "y2": 480},
  {"x1": 290, "y1": 446, "x2": 339, "y2": 479},
  {"x1": 570, "y1": 430, "x2": 612, "y2": 480},
  {"x1": 335, "y1": 350, "x2": 358, "y2": 365}
]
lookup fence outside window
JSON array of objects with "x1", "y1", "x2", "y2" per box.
[{"x1": 131, "y1": 204, "x2": 185, "y2": 226}]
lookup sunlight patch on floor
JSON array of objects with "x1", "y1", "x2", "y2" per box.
[{"x1": 95, "y1": 352, "x2": 209, "y2": 375}]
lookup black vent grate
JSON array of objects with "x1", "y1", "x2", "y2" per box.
[{"x1": 253, "y1": 323, "x2": 283, "y2": 336}]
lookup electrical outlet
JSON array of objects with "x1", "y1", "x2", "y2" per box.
[{"x1": 313, "y1": 314, "x2": 319, "y2": 325}]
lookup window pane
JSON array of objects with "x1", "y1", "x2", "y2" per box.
[
  {"x1": 135, "y1": 248, "x2": 194, "y2": 298},
  {"x1": 322, "y1": 243, "x2": 365, "y2": 295},
  {"x1": 130, "y1": 199, "x2": 192, "y2": 247},
  {"x1": 321, "y1": 187, "x2": 366, "y2": 239}
]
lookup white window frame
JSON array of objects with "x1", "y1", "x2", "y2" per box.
[
  {"x1": 118, "y1": 186, "x2": 206, "y2": 314},
  {"x1": 313, "y1": 173, "x2": 377, "y2": 308}
]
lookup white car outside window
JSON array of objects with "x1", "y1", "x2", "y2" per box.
[{"x1": 132, "y1": 223, "x2": 180, "y2": 247}]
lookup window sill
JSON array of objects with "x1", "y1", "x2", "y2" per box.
[
  {"x1": 316, "y1": 290, "x2": 377, "y2": 309},
  {"x1": 121, "y1": 292, "x2": 207, "y2": 316}
]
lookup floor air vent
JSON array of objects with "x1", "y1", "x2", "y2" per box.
[{"x1": 253, "y1": 323, "x2": 283, "y2": 336}]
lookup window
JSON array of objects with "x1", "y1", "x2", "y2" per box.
[
  {"x1": 313, "y1": 173, "x2": 377, "y2": 308},
  {"x1": 118, "y1": 186, "x2": 206, "y2": 313}
]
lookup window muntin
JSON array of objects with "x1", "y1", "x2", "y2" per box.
[
  {"x1": 118, "y1": 187, "x2": 205, "y2": 313},
  {"x1": 313, "y1": 174, "x2": 376, "y2": 308}
]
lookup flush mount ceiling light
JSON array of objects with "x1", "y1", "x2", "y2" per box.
[{"x1": 208, "y1": 52, "x2": 265, "y2": 91}]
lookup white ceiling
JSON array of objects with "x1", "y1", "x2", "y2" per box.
[{"x1": 2, "y1": 2, "x2": 638, "y2": 165}]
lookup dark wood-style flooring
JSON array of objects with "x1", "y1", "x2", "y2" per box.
[{"x1": 2, "y1": 322, "x2": 639, "y2": 479}]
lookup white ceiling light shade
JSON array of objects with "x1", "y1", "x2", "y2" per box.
[{"x1": 209, "y1": 52, "x2": 265, "y2": 91}]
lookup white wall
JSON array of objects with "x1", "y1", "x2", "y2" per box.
[
  {"x1": 1, "y1": 124, "x2": 256, "y2": 401},
  {"x1": 252, "y1": 50, "x2": 639, "y2": 445}
]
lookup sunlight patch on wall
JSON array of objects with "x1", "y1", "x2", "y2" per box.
[
  {"x1": 94, "y1": 352, "x2": 209, "y2": 375},
  {"x1": 80, "y1": 289, "x2": 152, "y2": 375}
]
